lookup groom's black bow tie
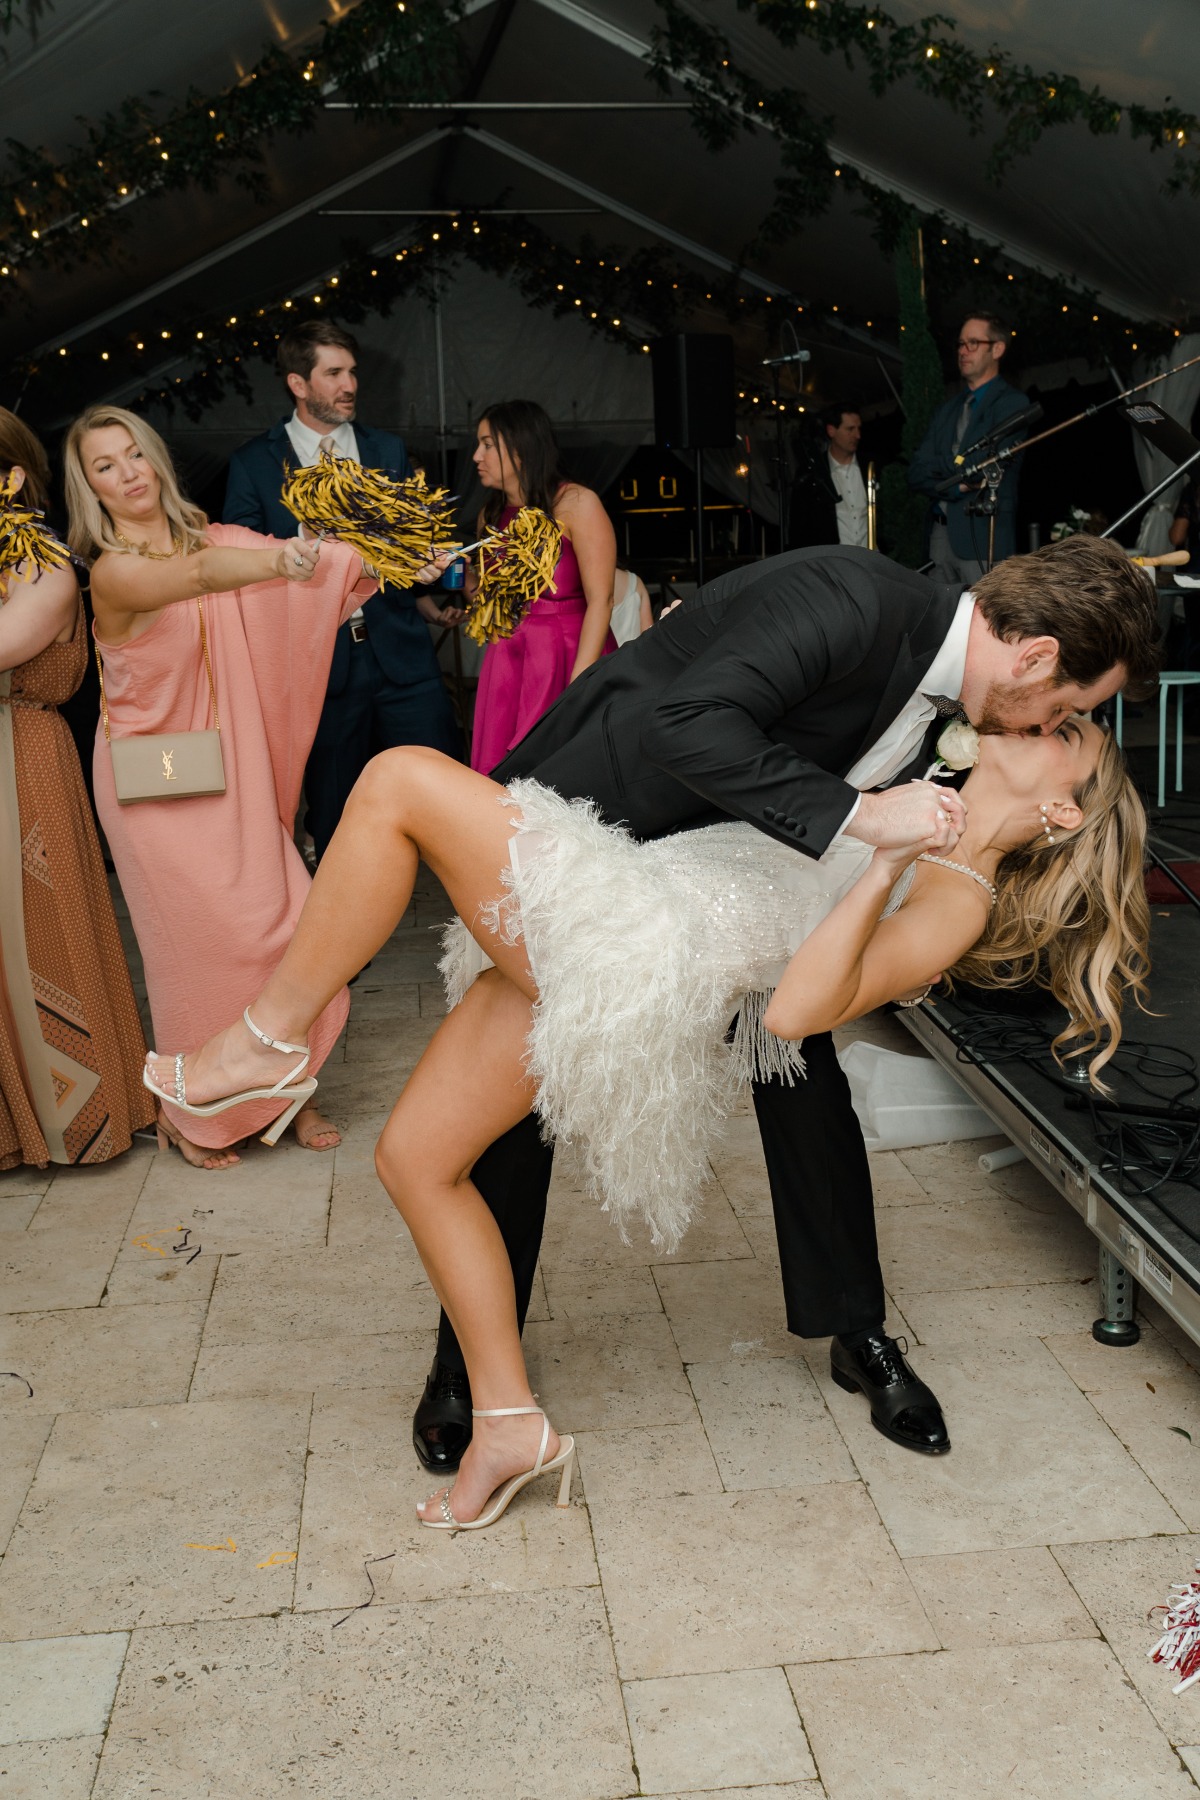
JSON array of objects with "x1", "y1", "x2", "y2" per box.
[{"x1": 923, "y1": 693, "x2": 968, "y2": 721}]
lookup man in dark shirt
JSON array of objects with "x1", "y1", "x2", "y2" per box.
[{"x1": 908, "y1": 313, "x2": 1029, "y2": 585}]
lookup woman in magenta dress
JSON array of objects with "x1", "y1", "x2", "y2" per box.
[{"x1": 467, "y1": 401, "x2": 617, "y2": 774}]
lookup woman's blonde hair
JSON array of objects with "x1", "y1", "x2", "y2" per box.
[
  {"x1": 62, "y1": 405, "x2": 207, "y2": 564},
  {"x1": 949, "y1": 729, "x2": 1150, "y2": 1088}
]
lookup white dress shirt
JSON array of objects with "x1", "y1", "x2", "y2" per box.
[
  {"x1": 828, "y1": 451, "x2": 868, "y2": 548},
  {"x1": 285, "y1": 412, "x2": 364, "y2": 621},
  {"x1": 838, "y1": 591, "x2": 975, "y2": 829}
]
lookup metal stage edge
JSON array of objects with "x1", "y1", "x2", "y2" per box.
[{"x1": 897, "y1": 998, "x2": 1200, "y2": 1353}]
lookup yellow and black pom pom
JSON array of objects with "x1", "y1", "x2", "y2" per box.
[
  {"x1": 463, "y1": 507, "x2": 563, "y2": 647},
  {"x1": 0, "y1": 499, "x2": 71, "y2": 585},
  {"x1": 281, "y1": 454, "x2": 457, "y2": 588}
]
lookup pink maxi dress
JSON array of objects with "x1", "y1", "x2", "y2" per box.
[
  {"x1": 469, "y1": 506, "x2": 616, "y2": 774},
  {"x1": 93, "y1": 526, "x2": 378, "y2": 1146}
]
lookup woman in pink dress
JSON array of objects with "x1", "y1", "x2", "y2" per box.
[
  {"x1": 467, "y1": 401, "x2": 617, "y2": 774},
  {"x1": 63, "y1": 405, "x2": 378, "y2": 1169}
]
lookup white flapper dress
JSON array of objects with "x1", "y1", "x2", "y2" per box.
[{"x1": 440, "y1": 779, "x2": 906, "y2": 1252}]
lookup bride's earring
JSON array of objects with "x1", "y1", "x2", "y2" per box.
[{"x1": 1039, "y1": 804, "x2": 1055, "y2": 846}]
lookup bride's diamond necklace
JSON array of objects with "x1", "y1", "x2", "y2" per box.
[{"x1": 916, "y1": 852, "x2": 997, "y2": 903}]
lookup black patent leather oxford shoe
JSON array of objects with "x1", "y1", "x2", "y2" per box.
[
  {"x1": 412, "y1": 1355, "x2": 473, "y2": 1473},
  {"x1": 830, "y1": 1332, "x2": 950, "y2": 1455}
]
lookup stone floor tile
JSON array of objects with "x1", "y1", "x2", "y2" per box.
[
  {"x1": 0, "y1": 1398, "x2": 309, "y2": 1637},
  {"x1": 24, "y1": 1149, "x2": 153, "y2": 1237},
  {"x1": 0, "y1": 1195, "x2": 39, "y2": 1232},
  {"x1": 624, "y1": 1667, "x2": 815, "y2": 1794},
  {"x1": 1179, "y1": 1747, "x2": 1200, "y2": 1782},
  {"x1": 687, "y1": 1358, "x2": 857, "y2": 1490},
  {"x1": 543, "y1": 1265, "x2": 663, "y2": 1319},
  {"x1": 325, "y1": 1171, "x2": 409, "y2": 1248},
  {"x1": 805, "y1": 1339, "x2": 1184, "y2": 1557},
  {"x1": 787, "y1": 1640, "x2": 1195, "y2": 1799},
  {"x1": 189, "y1": 1329, "x2": 432, "y2": 1401},
  {"x1": 342, "y1": 1013, "x2": 440, "y2": 1067},
  {"x1": 656, "y1": 1260, "x2": 910, "y2": 1367},
  {"x1": 876, "y1": 1192, "x2": 1095, "y2": 1295},
  {"x1": 866, "y1": 1150, "x2": 936, "y2": 1208},
  {"x1": 200, "y1": 1241, "x2": 436, "y2": 1347},
  {"x1": 590, "y1": 1482, "x2": 937, "y2": 1679},
  {"x1": 0, "y1": 1233, "x2": 118, "y2": 1314},
  {"x1": 644, "y1": 1789, "x2": 822, "y2": 1800},
  {"x1": 0, "y1": 1169, "x2": 53, "y2": 1203},
  {"x1": 0, "y1": 1737, "x2": 103, "y2": 1798},
  {"x1": 418, "y1": 980, "x2": 447, "y2": 1018},
  {"x1": 523, "y1": 1312, "x2": 696, "y2": 1432},
  {"x1": 341, "y1": 979, "x2": 420, "y2": 1022},
  {"x1": 0, "y1": 1413, "x2": 52, "y2": 1558},
  {"x1": 1042, "y1": 1328, "x2": 1200, "y2": 1529},
  {"x1": 708, "y1": 1112, "x2": 772, "y2": 1218},
  {"x1": 124, "y1": 1144, "x2": 333, "y2": 1254},
  {"x1": 897, "y1": 1135, "x2": 1037, "y2": 1202},
  {"x1": 656, "y1": 1258, "x2": 796, "y2": 1363},
  {"x1": 297, "y1": 1389, "x2": 596, "y2": 1611},
  {"x1": 525, "y1": 1264, "x2": 551, "y2": 1323},
  {"x1": 575, "y1": 1418, "x2": 724, "y2": 1507},
  {"x1": 0, "y1": 1633, "x2": 128, "y2": 1741},
  {"x1": 93, "y1": 1596, "x2": 634, "y2": 1800},
  {"x1": 98, "y1": 1228, "x2": 219, "y2": 1308},
  {"x1": 1053, "y1": 1535, "x2": 1200, "y2": 1743},
  {"x1": 1139, "y1": 1294, "x2": 1200, "y2": 1377},
  {"x1": 0, "y1": 1303, "x2": 204, "y2": 1413},
  {"x1": 903, "y1": 1546, "x2": 1099, "y2": 1648},
  {"x1": 895, "y1": 1278, "x2": 1106, "y2": 1344},
  {"x1": 540, "y1": 1178, "x2": 752, "y2": 1270}
]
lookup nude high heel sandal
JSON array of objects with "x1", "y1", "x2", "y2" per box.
[
  {"x1": 143, "y1": 1007, "x2": 318, "y2": 1148},
  {"x1": 418, "y1": 1406, "x2": 575, "y2": 1532}
]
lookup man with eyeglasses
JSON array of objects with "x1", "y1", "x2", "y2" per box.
[{"x1": 908, "y1": 313, "x2": 1029, "y2": 585}]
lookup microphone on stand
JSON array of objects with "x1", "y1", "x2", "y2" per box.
[{"x1": 761, "y1": 351, "x2": 812, "y2": 366}]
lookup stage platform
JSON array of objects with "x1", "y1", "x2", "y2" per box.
[{"x1": 902, "y1": 729, "x2": 1200, "y2": 1353}]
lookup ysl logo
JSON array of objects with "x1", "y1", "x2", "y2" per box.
[{"x1": 162, "y1": 748, "x2": 176, "y2": 782}]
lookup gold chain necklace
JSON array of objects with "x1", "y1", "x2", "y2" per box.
[{"x1": 114, "y1": 529, "x2": 182, "y2": 561}]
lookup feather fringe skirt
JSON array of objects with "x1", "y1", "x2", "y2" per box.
[{"x1": 439, "y1": 780, "x2": 830, "y2": 1253}]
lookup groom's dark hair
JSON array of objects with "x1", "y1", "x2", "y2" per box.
[{"x1": 973, "y1": 534, "x2": 1160, "y2": 689}]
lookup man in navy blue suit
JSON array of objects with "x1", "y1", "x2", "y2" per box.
[
  {"x1": 908, "y1": 312, "x2": 1030, "y2": 585},
  {"x1": 223, "y1": 320, "x2": 463, "y2": 860}
]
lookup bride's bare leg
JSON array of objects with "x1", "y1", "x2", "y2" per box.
[
  {"x1": 146, "y1": 748, "x2": 536, "y2": 1106},
  {"x1": 375, "y1": 967, "x2": 556, "y2": 1524}
]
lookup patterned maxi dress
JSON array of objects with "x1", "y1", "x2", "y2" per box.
[{"x1": 0, "y1": 596, "x2": 154, "y2": 1167}]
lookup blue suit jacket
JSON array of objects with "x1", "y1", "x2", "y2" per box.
[
  {"x1": 907, "y1": 375, "x2": 1029, "y2": 562},
  {"x1": 222, "y1": 418, "x2": 442, "y2": 697}
]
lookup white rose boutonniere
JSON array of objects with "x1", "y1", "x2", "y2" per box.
[{"x1": 935, "y1": 719, "x2": 979, "y2": 771}]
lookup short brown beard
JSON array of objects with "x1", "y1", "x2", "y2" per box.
[
  {"x1": 972, "y1": 675, "x2": 1064, "y2": 736},
  {"x1": 304, "y1": 395, "x2": 356, "y2": 428}
]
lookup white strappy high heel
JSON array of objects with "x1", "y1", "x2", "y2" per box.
[
  {"x1": 418, "y1": 1405, "x2": 575, "y2": 1532},
  {"x1": 142, "y1": 1007, "x2": 318, "y2": 1148}
]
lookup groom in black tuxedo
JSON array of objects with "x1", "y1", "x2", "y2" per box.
[{"x1": 414, "y1": 537, "x2": 1157, "y2": 1466}]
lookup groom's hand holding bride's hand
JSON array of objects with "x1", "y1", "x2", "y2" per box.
[{"x1": 845, "y1": 782, "x2": 967, "y2": 864}]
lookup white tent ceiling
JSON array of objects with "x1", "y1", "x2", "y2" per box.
[{"x1": 2, "y1": 0, "x2": 1198, "y2": 434}]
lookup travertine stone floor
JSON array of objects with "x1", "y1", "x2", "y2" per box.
[{"x1": 2, "y1": 869, "x2": 1199, "y2": 1798}]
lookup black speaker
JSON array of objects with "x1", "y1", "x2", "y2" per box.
[{"x1": 650, "y1": 333, "x2": 736, "y2": 449}]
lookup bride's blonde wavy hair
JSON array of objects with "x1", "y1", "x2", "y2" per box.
[{"x1": 948, "y1": 729, "x2": 1150, "y2": 1089}]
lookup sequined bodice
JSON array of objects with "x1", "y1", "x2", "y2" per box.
[{"x1": 638, "y1": 821, "x2": 886, "y2": 995}]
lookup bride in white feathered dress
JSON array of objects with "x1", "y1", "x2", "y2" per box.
[{"x1": 145, "y1": 727, "x2": 1146, "y2": 1531}]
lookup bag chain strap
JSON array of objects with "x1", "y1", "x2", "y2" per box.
[{"x1": 96, "y1": 597, "x2": 219, "y2": 744}]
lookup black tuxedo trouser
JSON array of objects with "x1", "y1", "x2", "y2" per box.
[{"x1": 434, "y1": 1022, "x2": 886, "y2": 1371}]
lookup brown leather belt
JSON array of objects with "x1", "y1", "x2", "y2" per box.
[{"x1": 349, "y1": 620, "x2": 368, "y2": 644}]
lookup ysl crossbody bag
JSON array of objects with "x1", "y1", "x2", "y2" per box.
[{"x1": 95, "y1": 597, "x2": 226, "y2": 804}]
